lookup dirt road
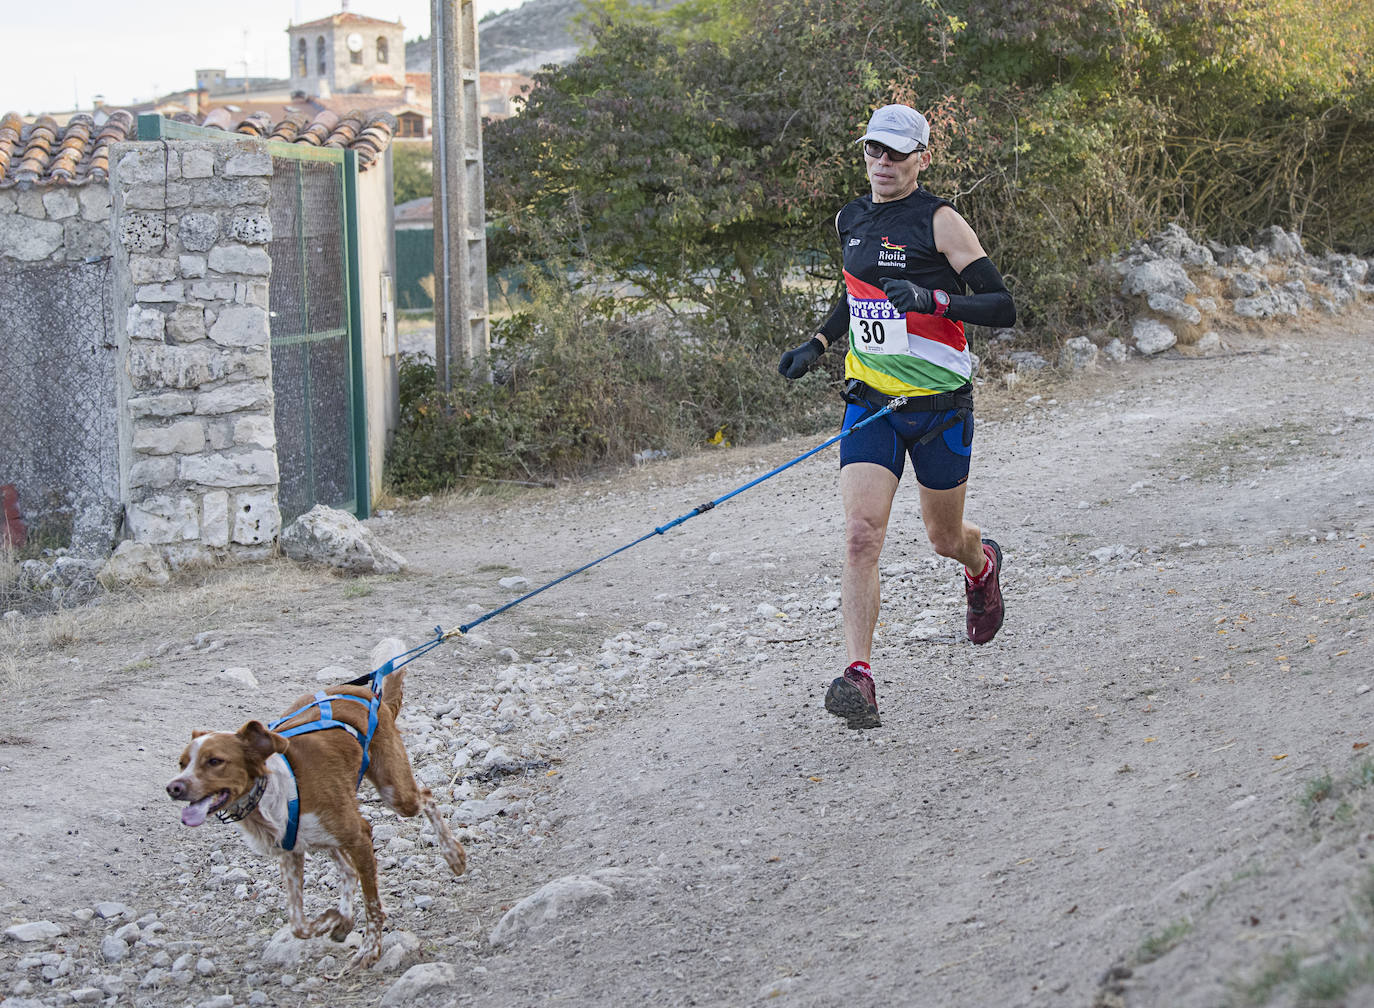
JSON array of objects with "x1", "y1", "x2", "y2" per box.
[{"x1": 2, "y1": 313, "x2": 1372, "y2": 1008}]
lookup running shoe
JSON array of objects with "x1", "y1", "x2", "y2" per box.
[
  {"x1": 965, "y1": 538, "x2": 1004, "y2": 644},
  {"x1": 824, "y1": 664, "x2": 881, "y2": 729}
]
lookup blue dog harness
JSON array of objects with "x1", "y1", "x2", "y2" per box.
[
  {"x1": 266, "y1": 668, "x2": 391, "y2": 852},
  {"x1": 243, "y1": 631, "x2": 456, "y2": 853}
]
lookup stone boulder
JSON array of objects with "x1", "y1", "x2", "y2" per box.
[
  {"x1": 1121, "y1": 259, "x2": 1198, "y2": 300},
  {"x1": 99, "y1": 541, "x2": 172, "y2": 587},
  {"x1": 1257, "y1": 225, "x2": 1307, "y2": 262},
  {"x1": 280, "y1": 505, "x2": 407, "y2": 575},
  {"x1": 379, "y1": 963, "x2": 462, "y2": 1008},
  {"x1": 1058, "y1": 336, "x2": 1098, "y2": 370},
  {"x1": 1132, "y1": 318, "x2": 1177, "y2": 355}
]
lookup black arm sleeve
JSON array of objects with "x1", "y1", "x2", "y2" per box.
[
  {"x1": 945, "y1": 256, "x2": 1016, "y2": 328},
  {"x1": 817, "y1": 295, "x2": 848, "y2": 345}
]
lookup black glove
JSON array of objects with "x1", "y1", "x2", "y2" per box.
[
  {"x1": 778, "y1": 337, "x2": 824, "y2": 379},
  {"x1": 880, "y1": 277, "x2": 933, "y2": 315}
]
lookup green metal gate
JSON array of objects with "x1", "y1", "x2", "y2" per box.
[{"x1": 137, "y1": 116, "x2": 368, "y2": 523}]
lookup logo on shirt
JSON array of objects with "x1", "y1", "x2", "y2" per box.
[
  {"x1": 878, "y1": 236, "x2": 907, "y2": 267},
  {"x1": 849, "y1": 238, "x2": 861, "y2": 246}
]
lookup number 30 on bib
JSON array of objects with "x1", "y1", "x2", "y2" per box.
[{"x1": 848, "y1": 296, "x2": 910, "y2": 356}]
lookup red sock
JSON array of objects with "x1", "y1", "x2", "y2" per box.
[
  {"x1": 965, "y1": 548, "x2": 992, "y2": 586},
  {"x1": 847, "y1": 660, "x2": 872, "y2": 677}
]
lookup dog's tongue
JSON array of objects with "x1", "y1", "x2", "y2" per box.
[{"x1": 181, "y1": 795, "x2": 217, "y2": 827}]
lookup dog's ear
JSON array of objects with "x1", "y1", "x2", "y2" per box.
[
  {"x1": 191, "y1": 729, "x2": 213, "y2": 740},
  {"x1": 237, "y1": 720, "x2": 291, "y2": 759}
]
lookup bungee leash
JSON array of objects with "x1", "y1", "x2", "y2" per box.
[{"x1": 353, "y1": 394, "x2": 909, "y2": 683}]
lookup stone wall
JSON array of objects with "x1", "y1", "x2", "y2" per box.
[
  {"x1": 0, "y1": 179, "x2": 111, "y2": 265},
  {"x1": 109, "y1": 138, "x2": 282, "y2": 567},
  {"x1": 0, "y1": 178, "x2": 119, "y2": 559}
]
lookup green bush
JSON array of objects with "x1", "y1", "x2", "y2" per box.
[{"x1": 384, "y1": 270, "x2": 839, "y2": 497}]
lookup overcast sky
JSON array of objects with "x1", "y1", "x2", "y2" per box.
[{"x1": 1, "y1": 0, "x2": 519, "y2": 115}]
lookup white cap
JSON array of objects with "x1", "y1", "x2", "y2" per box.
[{"x1": 857, "y1": 104, "x2": 930, "y2": 153}]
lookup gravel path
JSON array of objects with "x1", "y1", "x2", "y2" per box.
[{"x1": 2, "y1": 313, "x2": 1372, "y2": 1008}]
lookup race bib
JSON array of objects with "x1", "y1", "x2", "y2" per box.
[{"x1": 848, "y1": 294, "x2": 909, "y2": 355}]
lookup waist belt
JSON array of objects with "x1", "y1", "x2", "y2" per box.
[
  {"x1": 844, "y1": 378, "x2": 973, "y2": 413},
  {"x1": 843, "y1": 379, "x2": 975, "y2": 447}
]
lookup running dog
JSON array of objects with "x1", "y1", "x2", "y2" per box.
[{"x1": 165, "y1": 663, "x2": 466, "y2": 972}]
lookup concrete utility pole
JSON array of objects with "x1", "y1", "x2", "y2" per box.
[{"x1": 431, "y1": 0, "x2": 490, "y2": 388}]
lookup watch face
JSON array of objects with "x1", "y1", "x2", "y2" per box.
[{"x1": 934, "y1": 290, "x2": 950, "y2": 307}]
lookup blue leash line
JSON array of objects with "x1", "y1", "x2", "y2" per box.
[
  {"x1": 455, "y1": 395, "x2": 909, "y2": 637},
  {"x1": 328, "y1": 395, "x2": 908, "y2": 736}
]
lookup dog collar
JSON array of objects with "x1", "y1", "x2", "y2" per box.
[{"x1": 215, "y1": 775, "x2": 269, "y2": 824}]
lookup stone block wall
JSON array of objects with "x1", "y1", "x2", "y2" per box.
[
  {"x1": 0, "y1": 180, "x2": 112, "y2": 264},
  {"x1": 109, "y1": 138, "x2": 282, "y2": 567}
]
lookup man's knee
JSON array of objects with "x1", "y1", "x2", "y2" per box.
[
  {"x1": 926, "y1": 524, "x2": 966, "y2": 559},
  {"x1": 845, "y1": 513, "x2": 887, "y2": 560}
]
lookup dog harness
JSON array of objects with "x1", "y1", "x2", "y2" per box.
[{"x1": 265, "y1": 674, "x2": 387, "y2": 852}]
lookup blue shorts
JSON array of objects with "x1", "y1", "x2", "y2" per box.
[{"x1": 838, "y1": 402, "x2": 974, "y2": 490}]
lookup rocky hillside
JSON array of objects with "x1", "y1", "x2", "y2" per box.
[{"x1": 408, "y1": 0, "x2": 679, "y2": 75}]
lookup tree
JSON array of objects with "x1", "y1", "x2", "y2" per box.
[
  {"x1": 392, "y1": 142, "x2": 433, "y2": 206},
  {"x1": 485, "y1": 1, "x2": 964, "y2": 330}
]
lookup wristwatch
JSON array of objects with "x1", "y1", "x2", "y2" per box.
[{"x1": 932, "y1": 289, "x2": 951, "y2": 317}]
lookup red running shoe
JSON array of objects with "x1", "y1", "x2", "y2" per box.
[
  {"x1": 824, "y1": 664, "x2": 881, "y2": 729},
  {"x1": 965, "y1": 538, "x2": 1004, "y2": 644}
]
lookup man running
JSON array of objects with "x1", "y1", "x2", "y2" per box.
[{"x1": 778, "y1": 103, "x2": 1017, "y2": 729}]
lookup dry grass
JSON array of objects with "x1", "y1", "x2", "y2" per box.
[
  {"x1": 0, "y1": 613, "x2": 31, "y2": 694},
  {"x1": 8, "y1": 559, "x2": 330, "y2": 669}
]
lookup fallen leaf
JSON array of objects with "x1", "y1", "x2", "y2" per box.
[
  {"x1": 1273, "y1": 753, "x2": 1288, "y2": 760},
  {"x1": 808, "y1": 776, "x2": 823, "y2": 783},
  {"x1": 1354, "y1": 742, "x2": 1369, "y2": 750},
  {"x1": 1144, "y1": 736, "x2": 1157, "y2": 743}
]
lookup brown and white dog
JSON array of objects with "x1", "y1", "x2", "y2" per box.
[{"x1": 165, "y1": 663, "x2": 466, "y2": 971}]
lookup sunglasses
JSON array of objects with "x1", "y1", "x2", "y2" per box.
[{"x1": 863, "y1": 140, "x2": 925, "y2": 162}]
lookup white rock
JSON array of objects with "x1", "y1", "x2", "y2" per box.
[
  {"x1": 100, "y1": 935, "x2": 129, "y2": 962},
  {"x1": 1132, "y1": 318, "x2": 1177, "y2": 355},
  {"x1": 260, "y1": 926, "x2": 311, "y2": 966},
  {"x1": 497, "y1": 576, "x2": 530, "y2": 590},
  {"x1": 488, "y1": 867, "x2": 661, "y2": 949},
  {"x1": 1058, "y1": 336, "x2": 1098, "y2": 370},
  {"x1": 378, "y1": 962, "x2": 462, "y2": 1008},
  {"x1": 215, "y1": 667, "x2": 259, "y2": 689},
  {"x1": 280, "y1": 505, "x2": 407, "y2": 575},
  {"x1": 481, "y1": 746, "x2": 521, "y2": 774},
  {"x1": 4, "y1": 921, "x2": 67, "y2": 942},
  {"x1": 487, "y1": 876, "x2": 614, "y2": 948},
  {"x1": 314, "y1": 665, "x2": 354, "y2": 684},
  {"x1": 98, "y1": 542, "x2": 170, "y2": 588}
]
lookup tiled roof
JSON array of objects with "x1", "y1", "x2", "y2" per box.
[
  {"x1": 394, "y1": 196, "x2": 433, "y2": 226},
  {"x1": 0, "y1": 106, "x2": 395, "y2": 188},
  {"x1": 0, "y1": 109, "x2": 134, "y2": 189},
  {"x1": 289, "y1": 11, "x2": 402, "y2": 31},
  {"x1": 187, "y1": 106, "x2": 397, "y2": 171}
]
